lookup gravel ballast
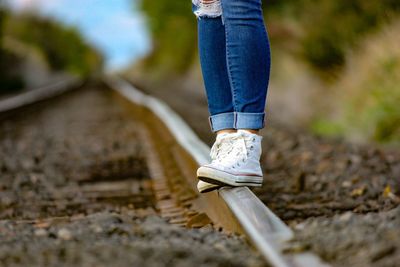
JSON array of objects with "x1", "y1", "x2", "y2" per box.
[{"x1": 0, "y1": 84, "x2": 267, "y2": 267}]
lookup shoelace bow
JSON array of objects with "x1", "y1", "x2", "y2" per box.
[
  {"x1": 210, "y1": 132, "x2": 255, "y2": 165},
  {"x1": 210, "y1": 134, "x2": 236, "y2": 161}
]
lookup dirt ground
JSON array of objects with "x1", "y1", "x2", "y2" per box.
[
  {"x1": 0, "y1": 84, "x2": 267, "y2": 267},
  {"x1": 0, "y1": 213, "x2": 266, "y2": 267},
  {"x1": 133, "y1": 77, "x2": 400, "y2": 267}
]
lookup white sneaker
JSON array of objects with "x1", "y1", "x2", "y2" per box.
[
  {"x1": 197, "y1": 130, "x2": 263, "y2": 187},
  {"x1": 196, "y1": 132, "x2": 237, "y2": 193}
]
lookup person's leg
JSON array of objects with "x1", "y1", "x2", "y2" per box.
[
  {"x1": 192, "y1": 1, "x2": 236, "y2": 132},
  {"x1": 192, "y1": 1, "x2": 236, "y2": 193},
  {"x1": 193, "y1": 0, "x2": 270, "y2": 188},
  {"x1": 221, "y1": 0, "x2": 271, "y2": 131}
]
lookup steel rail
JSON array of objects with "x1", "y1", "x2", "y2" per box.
[
  {"x1": 105, "y1": 76, "x2": 330, "y2": 267},
  {"x1": 0, "y1": 77, "x2": 83, "y2": 114}
]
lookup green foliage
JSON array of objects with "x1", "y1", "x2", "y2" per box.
[
  {"x1": 138, "y1": 0, "x2": 400, "y2": 75},
  {"x1": 4, "y1": 13, "x2": 103, "y2": 77},
  {"x1": 297, "y1": 0, "x2": 400, "y2": 71},
  {"x1": 312, "y1": 21, "x2": 400, "y2": 144},
  {"x1": 347, "y1": 60, "x2": 400, "y2": 143},
  {"x1": 0, "y1": 50, "x2": 25, "y2": 92},
  {"x1": 0, "y1": 7, "x2": 25, "y2": 92},
  {"x1": 0, "y1": 7, "x2": 3, "y2": 44},
  {"x1": 311, "y1": 119, "x2": 343, "y2": 138},
  {"x1": 139, "y1": 0, "x2": 197, "y2": 75}
]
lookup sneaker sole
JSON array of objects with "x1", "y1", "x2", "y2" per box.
[
  {"x1": 197, "y1": 181, "x2": 221, "y2": 193},
  {"x1": 197, "y1": 166, "x2": 263, "y2": 187}
]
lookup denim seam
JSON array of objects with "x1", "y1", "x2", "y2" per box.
[
  {"x1": 262, "y1": 22, "x2": 271, "y2": 80},
  {"x1": 221, "y1": 0, "x2": 239, "y2": 113},
  {"x1": 220, "y1": 2, "x2": 225, "y2": 25}
]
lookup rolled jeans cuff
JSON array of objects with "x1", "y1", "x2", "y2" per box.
[{"x1": 208, "y1": 112, "x2": 266, "y2": 132}]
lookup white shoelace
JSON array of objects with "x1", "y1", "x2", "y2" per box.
[
  {"x1": 210, "y1": 132, "x2": 257, "y2": 168},
  {"x1": 210, "y1": 133, "x2": 237, "y2": 161}
]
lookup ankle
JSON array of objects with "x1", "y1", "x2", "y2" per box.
[
  {"x1": 238, "y1": 129, "x2": 260, "y2": 135},
  {"x1": 216, "y1": 129, "x2": 237, "y2": 135}
]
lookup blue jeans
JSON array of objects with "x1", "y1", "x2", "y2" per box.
[{"x1": 192, "y1": 0, "x2": 271, "y2": 132}]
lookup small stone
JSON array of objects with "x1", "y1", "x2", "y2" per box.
[
  {"x1": 57, "y1": 228, "x2": 72, "y2": 240},
  {"x1": 294, "y1": 222, "x2": 306, "y2": 231},
  {"x1": 34, "y1": 228, "x2": 48, "y2": 237},
  {"x1": 213, "y1": 242, "x2": 229, "y2": 253},
  {"x1": 0, "y1": 195, "x2": 14, "y2": 207},
  {"x1": 383, "y1": 185, "x2": 392, "y2": 198},
  {"x1": 91, "y1": 225, "x2": 103, "y2": 233},
  {"x1": 339, "y1": 212, "x2": 353, "y2": 222},
  {"x1": 351, "y1": 186, "x2": 366, "y2": 197},
  {"x1": 341, "y1": 181, "x2": 352, "y2": 188}
]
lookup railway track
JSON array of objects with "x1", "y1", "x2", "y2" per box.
[
  {"x1": 0, "y1": 78, "x2": 323, "y2": 266},
  {"x1": 105, "y1": 77, "x2": 328, "y2": 267},
  {"x1": 0, "y1": 80, "x2": 268, "y2": 266},
  {"x1": 0, "y1": 77, "x2": 398, "y2": 267}
]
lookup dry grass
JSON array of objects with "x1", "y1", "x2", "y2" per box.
[{"x1": 313, "y1": 19, "x2": 400, "y2": 144}]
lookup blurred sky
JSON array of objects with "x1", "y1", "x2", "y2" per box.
[{"x1": 5, "y1": 0, "x2": 151, "y2": 71}]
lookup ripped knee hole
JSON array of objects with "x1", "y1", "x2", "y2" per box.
[{"x1": 192, "y1": 0, "x2": 222, "y2": 18}]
